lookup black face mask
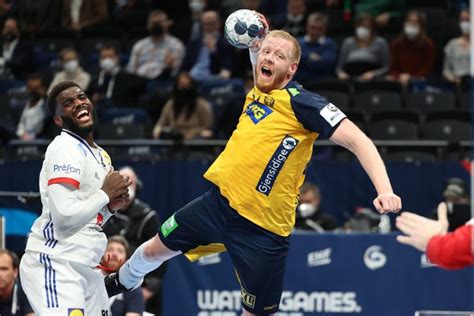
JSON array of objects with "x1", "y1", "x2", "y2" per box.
[
  {"x1": 150, "y1": 24, "x2": 163, "y2": 36},
  {"x1": 3, "y1": 32, "x2": 16, "y2": 43},
  {"x1": 174, "y1": 88, "x2": 196, "y2": 105},
  {"x1": 29, "y1": 91, "x2": 42, "y2": 103}
]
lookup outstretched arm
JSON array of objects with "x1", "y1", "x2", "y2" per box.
[{"x1": 330, "y1": 119, "x2": 401, "y2": 214}]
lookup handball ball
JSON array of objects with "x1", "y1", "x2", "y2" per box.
[{"x1": 224, "y1": 9, "x2": 264, "y2": 49}]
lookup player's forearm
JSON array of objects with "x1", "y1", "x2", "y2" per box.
[
  {"x1": 351, "y1": 135, "x2": 393, "y2": 194},
  {"x1": 49, "y1": 183, "x2": 109, "y2": 234}
]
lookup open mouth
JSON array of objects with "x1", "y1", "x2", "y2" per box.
[
  {"x1": 74, "y1": 107, "x2": 91, "y2": 123},
  {"x1": 261, "y1": 65, "x2": 272, "y2": 78}
]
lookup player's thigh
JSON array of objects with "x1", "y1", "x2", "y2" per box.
[
  {"x1": 158, "y1": 187, "x2": 226, "y2": 253},
  {"x1": 226, "y1": 221, "x2": 289, "y2": 315},
  {"x1": 20, "y1": 252, "x2": 87, "y2": 315},
  {"x1": 71, "y1": 263, "x2": 110, "y2": 316}
]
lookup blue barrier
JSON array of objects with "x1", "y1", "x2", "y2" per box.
[{"x1": 162, "y1": 232, "x2": 474, "y2": 316}]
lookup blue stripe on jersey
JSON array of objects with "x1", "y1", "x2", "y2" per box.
[
  {"x1": 40, "y1": 253, "x2": 59, "y2": 308},
  {"x1": 40, "y1": 253, "x2": 51, "y2": 308},
  {"x1": 256, "y1": 135, "x2": 299, "y2": 196},
  {"x1": 45, "y1": 255, "x2": 59, "y2": 307},
  {"x1": 43, "y1": 219, "x2": 58, "y2": 248}
]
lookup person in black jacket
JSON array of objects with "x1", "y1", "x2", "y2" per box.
[
  {"x1": 87, "y1": 44, "x2": 146, "y2": 109},
  {"x1": 0, "y1": 18, "x2": 33, "y2": 80},
  {"x1": 102, "y1": 166, "x2": 165, "y2": 316},
  {"x1": 294, "y1": 181, "x2": 337, "y2": 232},
  {"x1": 181, "y1": 10, "x2": 233, "y2": 82}
]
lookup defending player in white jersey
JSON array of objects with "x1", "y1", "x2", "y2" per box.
[{"x1": 19, "y1": 81, "x2": 131, "y2": 316}]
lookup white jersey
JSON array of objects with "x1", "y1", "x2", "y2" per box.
[{"x1": 25, "y1": 129, "x2": 113, "y2": 267}]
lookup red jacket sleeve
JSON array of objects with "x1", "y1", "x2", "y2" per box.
[{"x1": 427, "y1": 220, "x2": 474, "y2": 270}]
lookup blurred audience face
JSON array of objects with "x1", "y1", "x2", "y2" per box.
[
  {"x1": 27, "y1": 76, "x2": 45, "y2": 102},
  {"x1": 2, "y1": 18, "x2": 19, "y2": 42},
  {"x1": 99, "y1": 47, "x2": 120, "y2": 73},
  {"x1": 459, "y1": 9, "x2": 470, "y2": 35},
  {"x1": 404, "y1": 11, "x2": 422, "y2": 40},
  {"x1": 201, "y1": 11, "x2": 220, "y2": 34},
  {"x1": 288, "y1": 0, "x2": 306, "y2": 18},
  {"x1": 177, "y1": 72, "x2": 193, "y2": 89},
  {"x1": 242, "y1": 0, "x2": 261, "y2": 11},
  {"x1": 0, "y1": 253, "x2": 17, "y2": 293},
  {"x1": 306, "y1": 14, "x2": 326, "y2": 42},
  {"x1": 62, "y1": 49, "x2": 79, "y2": 74},
  {"x1": 118, "y1": 167, "x2": 138, "y2": 210},
  {"x1": 299, "y1": 187, "x2": 320, "y2": 209},
  {"x1": 355, "y1": 16, "x2": 373, "y2": 41},
  {"x1": 147, "y1": 11, "x2": 170, "y2": 38},
  {"x1": 189, "y1": 0, "x2": 206, "y2": 13},
  {"x1": 102, "y1": 241, "x2": 127, "y2": 272}
]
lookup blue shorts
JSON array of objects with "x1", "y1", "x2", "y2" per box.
[{"x1": 158, "y1": 186, "x2": 290, "y2": 315}]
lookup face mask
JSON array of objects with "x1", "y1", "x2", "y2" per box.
[
  {"x1": 3, "y1": 31, "x2": 16, "y2": 43},
  {"x1": 460, "y1": 21, "x2": 470, "y2": 34},
  {"x1": 355, "y1": 27, "x2": 370, "y2": 40},
  {"x1": 29, "y1": 91, "x2": 42, "y2": 103},
  {"x1": 128, "y1": 186, "x2": 136, "y2": 200},
  {"x1": 100, "y1": 57, "x2": 117, "y2": 72},
  {"x1": 64, "y1": 60, "x2": 79, "y2": 73},
  {"x1": 174, "y1": 88, "x2": 196, "y2": 105},
  {"x1": 287, "y1": 14, "x2": 304, "y2": 23},
  {"x1": 150, "y1": 23, "x2": 163, "y2": 36},
  {"x1": 297, "y1": 203, "x2": 317, "y2": 219},
  {"x1": 404, "y1": 24, "x2": 420, "y2": 39},
  {"x1": 189, "y1": 0, "x2": 205, "y2": 13}
]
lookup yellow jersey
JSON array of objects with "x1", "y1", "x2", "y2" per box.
[{"x1": 204, "y1": 81, "x2": 346, "y2": 237}]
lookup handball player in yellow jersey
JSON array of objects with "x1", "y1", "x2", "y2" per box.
[{"x1": 105, "y1": 12, "x2": 401, "y2": 315}]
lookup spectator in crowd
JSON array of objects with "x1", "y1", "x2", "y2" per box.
[
  {"x1": 99, "y1": 236, "x2": 144, "y2": 316},
  {"x1": 16, "y1": 73, "x2": 47, "y2": 141},
  {"x1": 295, "y1": 12, "x2": 337, "y2": 86},
  {"x1": 48, "y1": 47, "x2": 91, "y2": 93},
  {"x1": 0, "y1": 249, "x2": 34, "y2": 316},
  {"x1": 388, "y1": 10, "x2": 435, "y2": 86},
  {"x1": 17, "y1": 0, "x2": 62, "y2": 35},
  {"x1": 397, "y1": 202, "x2": 474, "y2": 270},
  {"x1": 127, "y1": 10, "x2": 185, "y2": 80},
  {"x1": 336, "y1": 14, "x2": 390, "y2": 81},
  {"x1": 181, "y1": 10, "x2": 233, "y2": 82},
  {"x1": 354, "y1": 0, "x2": 406, "y2": 28},
  {"x1": 152, "y1": 72, "x2": 213, "y2": 140},
  {"x1": 294, "y1": 182, "x2": 337, "y2": 232},
  {"x1": 62, "y1": 0, "x2": 109, "y2": 32},
  {"x1": 443, "y1": 9, "x2": 471, "y2": 85},
  {"x1": 172, "y1": 0, "x2": 208, "y2": 43},
  {"x1": 434, "y1": 177, "x2": 471, "y2": 232},
  {"x1": 0, "y1": 0, "x2": 12, "y2": 27},
  {"x1": 0, "y1": 18, "x2": 33, "y2": 80},
  {"x1": 87, "y1": 45, "x2": 146, "y2": 109},
  {"x1": 102, "y1": 167, "x2": 165, "y2": 316},
  {"x1": 274, "y1": 0, "x2": 307, "y2": 37}
]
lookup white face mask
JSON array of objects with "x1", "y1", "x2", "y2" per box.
[
  {"x1": 128, "y1": 186, "x2": 136, "y2": 200},
  {"x1": 297, "y1": 203, "x2": 317, "y2": 218},
  {"x1": 404, "y1": 24, "x2": 420, "y2": 39},
  {"x1": 100, "y1": 57, "x2": 117, "y2": 72},
  {"x1": 356, "y1": 26, "x2": 370, "y2": 40},
  {"x1": 64, "y1": 60, "x2": 79, "y2": 73},
  {"x1": 460, "y1": 21, "x2": 470, "y2": 34},
  {"x1": 189, "y1": 0, "x2": 205, "y2": 12}
]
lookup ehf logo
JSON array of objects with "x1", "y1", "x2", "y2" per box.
[
  {"x1": 363, "y1": 245, "x2": 386, "y2": 270},
  {"x1": 246, "y1": 101, "x2": 273, "y2": 124}
]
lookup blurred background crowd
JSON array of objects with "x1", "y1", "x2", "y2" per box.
[{"x1": 0, "y1": 0, "x2": 471, "y2": 154}]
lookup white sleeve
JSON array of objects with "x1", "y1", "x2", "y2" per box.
[{"x1": 49, "y1": 183, "x2": 110, "y2": 235}]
